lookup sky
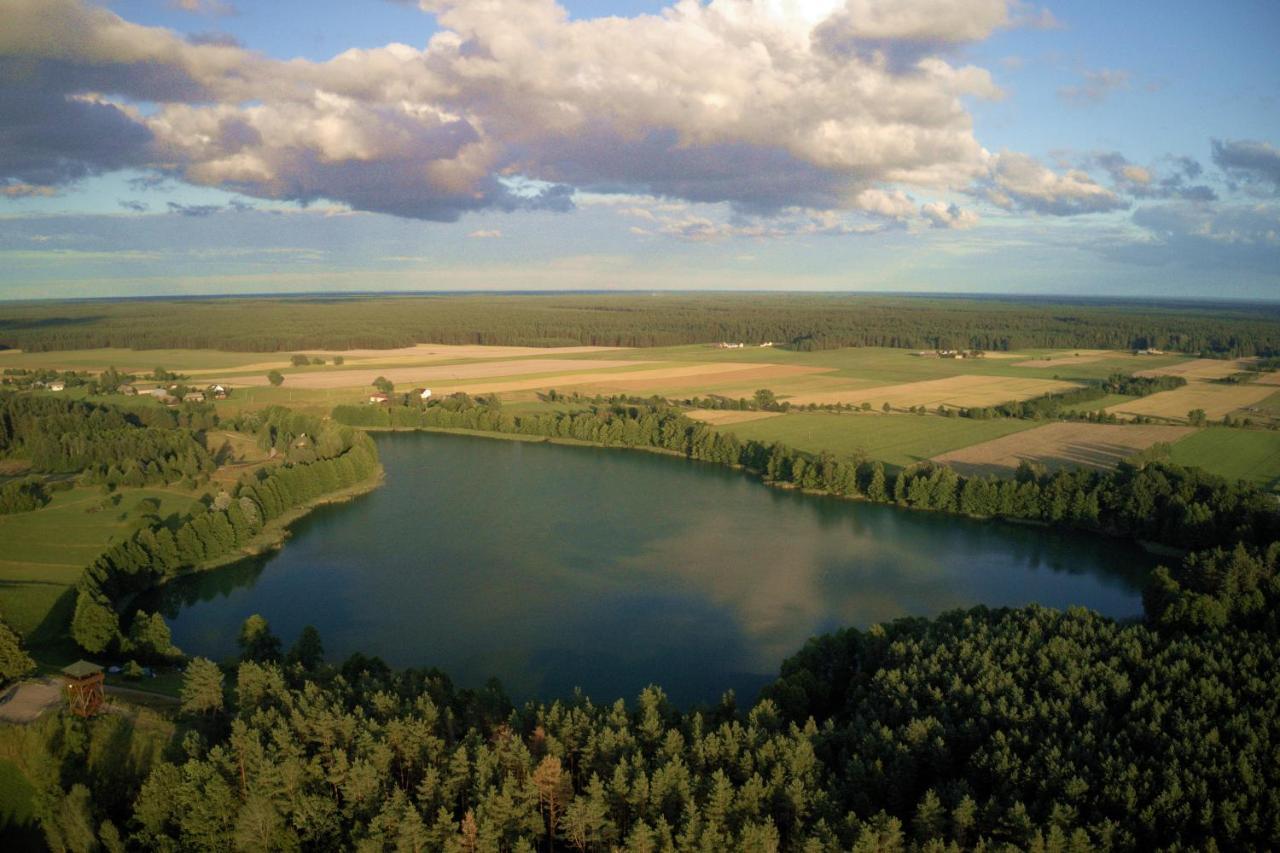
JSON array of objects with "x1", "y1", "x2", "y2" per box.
[{"x1": 1, "y1": 0, "x2": 1278, "y2": 300}]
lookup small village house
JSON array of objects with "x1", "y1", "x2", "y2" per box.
[
  {"x1": 369, "y1": 392, "x2": 390, "y2": 405},
  {"x1": 48, "y1": 380, "x2": 66, "y2": 391}
]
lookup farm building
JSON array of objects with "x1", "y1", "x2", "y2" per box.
[
  {"x1": 208, "y1": 384, "x2": 228, "y2": 399},
  {"x1": 183, "y1": 391, "x2": 205, "y2": 403},
  {"x1": 48, "y1": 380, "x2": 66, "y2": 391},
  {"x1": 369, "y1": 392, "x2": 390, "y2": 404},
  {"x1": 419, "y1": 388, "x2": 432, "y2": 401}
]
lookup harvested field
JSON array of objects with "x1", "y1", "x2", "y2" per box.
[
  {"x1": 1134, "y1": 358, "x2": 1255, "y2": 380},
  {"x1": 783, "y1": 375, "x2": 1080, "y2": 408},
  {"x1": 590, "y1": 364, "x2": 830, "y2": 392},
  {"x1": 1252, "y1": 372, "x2": 1280, "y2": 386},
  {"x1": 429, "y1": 362, "x2": 830, "y2": 396},
  {"x1": 685, "y1": 410, "x2": 782, "y2": 426},
  {"x1": 216, "y1": 358, "x2": 651, "y2": 389},
  {"x1": 1013, "y1": 350, "x2": 1113, "y2": 368},
  {"x1": 932, "y1": 422, "x2": 1195, "y2": 476},
  {"x1": 1106, "y1": 382, "x2": 1276, "y2": 421}
]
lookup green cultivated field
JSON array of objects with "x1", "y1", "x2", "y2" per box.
[
  {"x1": 0, "y1": 485, "x2": 200, "y2": 638},
  {"x1": 714, "y1": 412, "x2": 1039, "y2": 469},
  {"x1": 1170, "y1": 428, "x2": 1280, "y2": 491}
]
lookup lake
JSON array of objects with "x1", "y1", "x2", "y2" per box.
[{"x1": 146, "y1": 431, "x2": 1154, "y2": 706}]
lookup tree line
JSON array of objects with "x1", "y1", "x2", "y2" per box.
[
  {"x1": 69, "y1": 408, "x2": 381, "y2": 656},
  {"x1": 335, "y1": 396, "x2": 1280, "y2": 628},
  {"x1": 4, "y1": 294, "x2": 1280, "y2": 355}
]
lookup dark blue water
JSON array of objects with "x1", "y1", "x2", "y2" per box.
[{"x1": 146, "y1": 431, "x2": 1151, "y2": 705}]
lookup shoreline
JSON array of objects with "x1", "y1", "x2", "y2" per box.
[
  {"x1": 362, "y1": 425, "x2": 1185, "y2": 561},
  {"x1": 186, "y1": 467, "x2": 387, "y2": 574}
]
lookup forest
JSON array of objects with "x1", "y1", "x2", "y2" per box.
[
  {"x1": 3, "y1": 294, "x2": 1280, "y2": 356},
  {"x1": 68, "y1": 407, "x2": 381, "y2": 657}
]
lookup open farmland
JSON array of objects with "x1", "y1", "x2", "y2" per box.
[
  {"x1": 213, "y1": 358, "x2": 654, "y2": 389},
  {"x1": 931, "y1": 422, "x2": 1195, "y2": 477},
  {"x1": 708, "y1": 412, "x2": 1039, "y2": 468},
  {"x1": 1012, "y1": 350, "x2": 1114, "y2": 368},
  {"x1": 1134, "y1": 357, "x2": 1257, "y2": 380},
  {"x1": 1106, "y1": 381, "x2": 1276, "y2": 421},
  {"x1": 685, "y1": 409, "x2": 783, "y2": 426},
  {"x1": 782, "y1": 374, "x2": 1081, "y2": 408},
  {"x1": 1169, "y1": 428, "x2": 1280, "y2": 491}
]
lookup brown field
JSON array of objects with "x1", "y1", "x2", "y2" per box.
[
  {"x1": 1134, "y1": 358, "x2": 1256, "y2": 380},
  {"x1": 214, "y1": 358, "x2": 651, "y2": 389},
  {"x1": 782, "y1": 375, "x2": 1080, "y2": 409},
  {"x1": 1012, "y1": 350, "x2": 1113, "y2": 368},
  {"x1": 592, "y1": 364, "x2": 830, "y2": 393},
  {"x1": 427, "y1": 362, "x2": 827, "y2": 396},
  {"x1": 1253, "y1": 372, "x2": 1280, "y2": 386},
  {"x1": 932, "y1": 422, "x2": 1196, "y2": 476},
  {"x1": 685, "y1": 409, "x2": 783, "y2": 426},
  {"x1": 1106, "y1": 382, "x2": 1276, "y2": 421}
]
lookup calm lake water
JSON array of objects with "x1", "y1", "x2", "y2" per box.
[{"x1": 147, "y1": 431, "x2": 1153, "y2": 705}]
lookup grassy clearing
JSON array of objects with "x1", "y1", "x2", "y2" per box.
[
  {"x1": 0, "y1": 485, "x2": 200, "y2": 637},
  {"x1": 1170, "y1": 428, "x2": 1280, "y2": 491},
  {"x1": 710, "y1": 412, "x2": 1039, "y2": 469}
]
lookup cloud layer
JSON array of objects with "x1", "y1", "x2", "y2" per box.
[
  {"x1": 0, "y1": 0, "x2": 1057, "y2": 225},
  {"x1": 0, "y1": 0, "x2": 1274, "y2": 255}
]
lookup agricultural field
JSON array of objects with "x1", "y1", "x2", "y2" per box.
[
  {"x1": 931, "y1": 422, "x2": 1195, "y2": 477},
  {"x1": 686, "y1": 410, "x2": 783, "y2": 426},
  {"x1": 1106, "y1": 381, "x2": 1276, "y2": 421},
  {"x1": 707, "y1": 412, "x2": 1039, "y2": 468},
  {"x1": 780, "y1": 374, "x2": 1080, "y2": 408},
  {"x1": 1168, "y1": 428, "x2": 1280, "y2": 491},
  {"x1": 1134, "y1": 357, "x2": 1257, "y2": 380},
  {"x1": 0, "y1": 486, "x2": 200, "y2": 639}
]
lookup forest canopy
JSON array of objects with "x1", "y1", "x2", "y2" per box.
[{"x1": 2, "y1": 294, "x2": 1279, "y2": 355}]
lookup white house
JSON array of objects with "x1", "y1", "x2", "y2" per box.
[
  {"x1": 48, "y1": 380, "x2": 66, "y2": 391},
  {"x1": 419, "y1": 388, "x2": 432, "y2": 401}
]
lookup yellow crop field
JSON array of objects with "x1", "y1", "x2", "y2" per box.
[
  {"x1": 932, "y1": 422, "x2": 1196, "y2": 476},
  {"x1": 685, "y1": 410, "x2": 783, "y2": 426},
  {"x1": 783, "y1": 375, "x2": 1080, "y2": 409},
  {"x1": 1107, "y1": 382, "x2": 1276, "y2": 420},
  {"x1": 1134, "y1": 358, "x2": 1256, "y2": 380}
]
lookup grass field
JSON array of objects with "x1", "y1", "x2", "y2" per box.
[
  {"x1": 0, "y1": 486, "x2": 200, "y2": 638},
  {"x1": 709, "y1": 412, "x2": 1039, "y2": 469},
  {"x1": 1169, "y1": 428, "x2": 1280, "y2": 491},
  {"x1": 932, "y1": 422, "x2": 1196, "y2": 477}
]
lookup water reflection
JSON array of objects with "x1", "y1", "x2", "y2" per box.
[{"x1": 141, "y1": 432, "x2": 1152, "y2": 706}]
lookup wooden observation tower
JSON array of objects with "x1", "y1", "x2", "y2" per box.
[{"x1": 62, "y1": 660, "x2": 105, "y2": 718}]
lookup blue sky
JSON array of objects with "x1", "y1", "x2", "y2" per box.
[{"x1": 1, "y1": 0, "x2": 1278, "y2": 299}]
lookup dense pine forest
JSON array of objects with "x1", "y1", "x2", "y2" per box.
[{"x1": 4, "y1": 294, "x2": 1280, "y2": 355}]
